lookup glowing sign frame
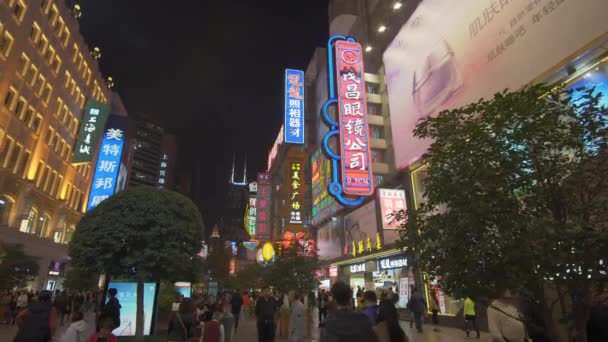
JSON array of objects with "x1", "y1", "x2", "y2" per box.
[
  {"x1": 284, "y1": 69, "x2": 305, "y2": 144},
  {"x1": 322, "y1": 36, "x2": 374, "y2": 206}
]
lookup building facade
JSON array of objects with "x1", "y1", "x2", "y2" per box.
[{"x1": 0, "y1": 0, "x2": 111, "y2": 290}]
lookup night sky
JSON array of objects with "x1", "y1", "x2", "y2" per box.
[{"x1": 78, "y1": 0, "x2": 329, "y2": 223}]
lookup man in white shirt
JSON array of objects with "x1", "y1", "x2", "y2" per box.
[{"x1": 288, "y1": 291, "x2": 305, "y2": 342}]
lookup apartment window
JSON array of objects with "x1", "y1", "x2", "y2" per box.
[
  {"x1": 52, "y1": 55, "x2": 61, "y2": 74},
  {"x1": 54, "y1": 176, "x2": 63, "y2": 197},
  {"x1": 6, "y1": 143, "x2": 21, "y2": 172},
  {"x1": 52, "y1": 133, "x2": 60, "y2": 150},
  {"x1": 71, "y1": 119, "x2": 78, "y2": 135},
  {"x1": 55, "y1": 139, "x2": 63, "y2": 154},
  {"x1": 30, "y1": 23, "x2": 42, "y2": 42},
  {"x1": 74, "y1": 87, "x2": 80, "y2": 101},
  {"x1": 60, "y1": 141, "x2": 68, "y2": 158},
  {"x1": 368, "y1": 103, "x2": 380, "y2": 116},
  {"x1": 64, "y1": 70, "x2": 71, "y2": 88},
  {"x1": 14, "y1": 97, "x2": 26, "y2": 117},
  {"x1": 0, "y1": 30, "x2": 14, "y2": 58},
  {"x1": 34, "y1": 161, "x2": 45, "y2": 187},
  {"x1": 17, "y1": 53, "x2": 29, "y2": 75},
  {"x1": 61, "y1": 106, "x2": 68, "y2": 123},
  {"x1": 69, "y1": 80, "x2": 76, "y2": 96},
  {"x1": 42, "y1": 166, "x2": 52, "y2": 192},
  {"x1": 85, "y1": 69, "x2": 91, "y2": 85},
  {"x1": 0, "y1": 137, "x2": 14, "y2": 167},
  {"x1": 46, "y1": 127, "x2": 54, "y2": 145},
  {"x1": 31, "y1": 114, "x2": 42, "y2": 133},
  {"x1": 36, "y1": 74, "x2": 46, "y2": 95},
  {"x1": 23, "y1": 106, "x2": 34, "y2": 124},
  {"x1": 367, "y1": 83, "x2": 380, "y2": 94},
  {"x1": 81, "y1": 61, "x2": 88, "y2": 76},
  {"x1": 61, "y1": 28, "x2": 70, "y2": 47},
  {"x1": 26, "y1": 65, "x2": 38, "y2": 85},
  {"x1": 41, "y1": 0, "x2": 51, "y2": 12},
  {"x1": 3, "y1": 87, "x2": 17, "y2": 109},
  {"x1": 42, "y1": 84, "x2": 52, "y2": 103},
  {"x1": 11, "y1": 1, "x2": 27, "y2": 22},
  {"x1": 55, "y1": 18, "x2": 64, "y2": 36},
  {"x1": 48, "y1": 5, "x2": 59, "y2": 26},
  {"x1": 45, "y1": 46, "x2": 55, "y2": 64},
  {"x1": 54, "y1": 97, "x2": 63, "y2": 116},
  {"x1": 65, "y1": 145, "x2": 71, "y2": 161},
  {"x1": 16, "y1": 150, "x2": 30, "y2": 178},
  {"x1": 37, "y1": 35, "x2": 49, "y2": 54},
  {"x1": 72, "y1": 44, "x2": 78, "y2": 63},
  {"x1": 370, "y1": 126, "x2": 384, "y2": 139},
  {"x1": 79, "y1": 94, "x2": 85, "y2": 109}
]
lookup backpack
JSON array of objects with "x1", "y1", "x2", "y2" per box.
[{"x1": 13, "y1": 303, "x2": 52, "y2": 342}]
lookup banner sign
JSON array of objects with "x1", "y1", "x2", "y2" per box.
[
  {"x1": 378, "y1": 189, "x2": 407, "y2": 229},
  {"x1": 377, "y1": 254, "x2": 409, "y2": 270},
  {"x1": 335, "y1": 40, "x2": 373, "y2": 196},
  {"x1": 255, "y1": 172, "x2": 271, "y2": 240},
  {"x1": 288, "y1": 161, "x2": 303, "y2": 224},
  {"x1": 284, "y1": 69, "x2": 305, "y2": 144},
  {"x1": 87, "y1": 116, "x2": 126, "y2": 211},
  {"x1": 73, "y1": 99, "x2": 110, "y2": 163}
]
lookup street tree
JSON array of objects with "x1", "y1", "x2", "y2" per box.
[
  {"x1": 397, "y1": 84, "x2": 608, "y2": 341},
  {"x1": 0, "y1": 243, "x2": 39, "y2": 289},
  {"x1": 263, "y1": 242, "x2": 319, "y2": 295},
  {"x1": 69, "y1": 186, "x2": 204, "y2": 339}
]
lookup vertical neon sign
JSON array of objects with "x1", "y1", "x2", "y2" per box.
[
  {"x1": 322, "y1": 37, "x2": 374, "y2": 206},
  {"x1": 284, "y1": 69, "x2": 305, "y2": 144}
]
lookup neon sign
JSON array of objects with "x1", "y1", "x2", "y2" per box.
[
  {"x1": 255, "y1": 172, "x2": 271, "y2": 240},
  {"x1": 322, "y1": 36, "x2": 374, "y2": 206},
  {"x1": 378, "y1": 189, "x2": 407, "y2": 229},
  {"x1": 289, "y1": 161, "x2": 303, "y2": 224},
  {"x1": 87, "y1": 116, "x2": 126, "y2": 211},
  {"x1": 284, "y1": 69, "x2": 305, "y2": 144}
]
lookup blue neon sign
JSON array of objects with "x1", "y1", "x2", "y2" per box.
[
  {"x1": 87, "y1": 116, "x2": 126, "y2": 211},
  {"x1": 284, "y1": 69, "x2": 305, "y2": 144}
]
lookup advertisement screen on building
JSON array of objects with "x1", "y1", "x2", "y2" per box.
[
  {"x1": 383, "y1": 0, "x2": 608, "y2": 169},
  {"x1": 378, "y1": 189, "x2": 406, "y2": 229},
  {"x1": 73, "y1": 99, "x2": 111, "y2": 163},
  {"x1": 317, "y1": 219, "x2": 344, "y2": 261},
  {"x1": 311, "y1": 148, "x2": 342, "y2": 225},
  {"x1": 87, "y1": 116, "x2": 127, "y2": 211},
  {"x1": 344, "y1": 200, "x2": 379, "y2": 257},
  {"x1": 284, "y1": 69, "x2": 305, "y2": 144},
  {"x1": 334, "y1": 40, "x2": 374, "y2": 196},
  {"x1": 106, "y1": 281, "x2": 158, "y2": 336}
]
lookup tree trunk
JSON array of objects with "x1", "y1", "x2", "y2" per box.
[{"x1": 136, "y1": 280, "x2": 145, "y2": 340}]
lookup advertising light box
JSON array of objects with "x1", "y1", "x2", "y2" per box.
[
  {"x1": 73, "y1": 99, "x2": 111, "y2": 163},
  {"x1": 106, "y1": 281, "x2": 158, "y2": 336},
  {"x1": 284, "y1": 69, "x2": 305, "y2": 144}
]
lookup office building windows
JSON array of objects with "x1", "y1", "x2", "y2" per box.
[{"x1": 0, "y1": 30, "x2": 14, "y2": 58}]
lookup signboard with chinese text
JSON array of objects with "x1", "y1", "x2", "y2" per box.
[
  {"x1": 247, "y1": 197, "x2": 257, "y2": 237},
  {"x1": 255, "y1": 172, "x2": 271, "y2": 240},
  {"x1": 157, "y1": 153, "x2": 169, "y2": 188},
  {"x1": 350, "y1": 263, "x2": 366, "y2": 273},
  {"x1": 329, "y1": 265, "x2": 338, "y2": 278},
  {"x1": 284, "y1": 69, "x2": 305, "y2": 144},
  {"x1": 378, "y1": 189, "x2": 407, "y2": 229},
  {"x1": 377, "y1": 254, "x2": 409, "y2": 270},
  {"x1": 335, "y1": 40, "x2": 373, "y2": 196},
  {"x1": 248, "y1": 182, "x2": 258, "y2": 193},
  {"x1": 288, "y1": 161, "x2": 303, "y2": 224},
  {"x1": 344, "y1": 200, "x2": 380, "y2": 257},
  {"x1": 73, "y1": 99, "x2": 111, "y2": 163},
  {"x1": 87, "y1": 116, "x2": 126, "y2": 211}
]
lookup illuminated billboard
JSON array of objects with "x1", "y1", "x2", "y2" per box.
[
  {"x1": 255, "y1": 172, "x2": 271, "y2": 240},
  {"x1": 378, "y1": 188, "x2": 406, "y2": 229},
  {"x1": 311, "y1": 148, "x2": 342, "y2": 225},
  {"x1": 73, "y1": 99, "x2": 111, "y2": 163},
  {"x1": 284, "y1": 69, "x2": 305, "y2": 144},
  {"x1": 288, "y1": 161, "x2": 303, "y2": 225},
  {"x1": 383, "y1": 0, "x2": 608, "y2": 169},
  {"x1": 87, "y1": 116, "x2": 126, "y2": 211},
  {"x1": 334, "y1": 40, "x2": 373, "y2": 196}
]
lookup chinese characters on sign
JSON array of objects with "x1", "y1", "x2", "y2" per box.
[
  {"x1": 87, "y1": 116, "x2": 126, "y2": 211},
  {"x1": 344, "y1": 233, "x2": 382, "y2": 257},
  {"x1": 329, "y1": 265, "x2": 338, "y2": 278},
  {"x1": 246, "y1": 197, "x2": 257, "y2": 237},
  {"x1": 334, "y1": 40, "x2": 374, "y2": 196},
  {"x1": 284, "y1": 69, "x2": 305, "y2": 144},
  {"x1": 73, "y1": 99, "x2": 110, "y2": 163},
  {"x1": 350, "y1": 263, "x2": 366, "y2": 273},
  {"x1": 377, "y1": 254, "x2": 409, "y2": 270},
  {"x1": 255, "y1": 172, "x2": 271, "y2": 240},
  {"x1": 157, "y1": 153, "x2": 169, "y2": 188},
  {"x1": 379, "y1": 189, "x2": 407, "y2": 229},
  {"x1": 289, "y1": 161, "x2": 303, "y2": 224}
]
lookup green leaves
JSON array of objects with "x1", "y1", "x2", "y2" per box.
[
  {"x1": 0, "y1": 243, "x2": 39, "y2": 289},
  {"x1": 69, "y1": 187, "x2": 204, "y2": 283}
]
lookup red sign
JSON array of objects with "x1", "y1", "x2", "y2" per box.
[
  {"x1": 334, "y1": 40, "x2": 374, "y2": 196},
  {"x1": 378, "y1": 189, "x2": 407, "y2": 229},
  {"x1": 229, "y1": 258, "x2": 236, "y2": 275},
  {"x1": 256, "y1": 173, "x2": 271, "y2": 240},
  {"x1": 329, "y1": 265, "x2": 338, "y2": 278}
]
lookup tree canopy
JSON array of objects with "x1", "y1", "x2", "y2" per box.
[
  {"x1": 0, "y1": 243, "x2": 39, "y2": 289},
  {"x1": 69, "y1": 186, "x2": 204, "y2": 282},
  {"x1": 398, "y1": 84, "x2": 608, "y2": 341}
]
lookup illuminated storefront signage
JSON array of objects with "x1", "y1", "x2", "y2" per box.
[
  {"x1": 311, "y1": 148, "x2": 342, "y2": 225},
  {"x1": 87, "y1": 116, "x2": 126, "y2": 211},
  {"x1": 378, "y1": 254, "x2": 409, "y2": 270},
  {"x1": 242, "y1": 239, "x2": 260, "y2": 250},
  {"x1": 280, "y1": 231, "x2": 315, "y2": 257},
  {"x1": 329, "y1": 265, "x2": 338, "y2": 278},
  {"x1": 229, "y1": 258, "x2": 236, "y2": 275},
  {"x1": 344, "y1": 233, "x2": 382, "y2": 257},
  {"x1": 157, "y1": 153, "x2": 169, "y2": 188},
  {"x1": 73, "y1": 99, "x2": 111, "y2": 163},
  {"x1": 255, "y1": 172, "x2": 271, "y2": 240},
  {"x1": 378, "y1": 189, "x2": 407, "y2": 229},
  {"x1": 322, "y1": 36, "x2": 373, "y2": 206},
  {"x1": 284, "y1": 69, "x2": 305, "y2": 144},
  {"x1": 288, "y1": 161, "x2": 303, "y2": 224},
  {"x1": 313, "y1": 269, "x2": 324, "y2": 279},
  {"x1": 350, "y1": 263, "x2": 366, "y2": 273},
  {"x1": 249, "y1": 182, "x2": 258, "y2": 193},
  {"x1": 246, "y1": 197, "x2": 257, "y2": 237}
]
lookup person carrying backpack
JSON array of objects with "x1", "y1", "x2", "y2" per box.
[{"x1": 14, "y1": 291, "x2": 58, "y2": 342}]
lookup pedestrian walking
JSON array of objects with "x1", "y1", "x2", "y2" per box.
[
  {"x1": 88, "y1": 316, "x2": 118, "y2": 342},
  {"x1": 241, "y1": 292, "x2": 250, "y2": 321},
  {"x1": 61, "y1": 311, "x2": 88, "y2": 342},
  {"x1": 430, "y1": 291, "x2": 440, "y2": 331},
  {"x1": 229, "y1": 290, "x2": 243, "y2": 332},
  {"x1": 54, "y1": 291, "x2": 69, "y2": 325},
  {"x1": 407, "y1": 287, "x2": 426, "y2": 333},
  {"x1": 487, "y1": 290, "x2": 526, "y2": 342},
  {"x1": 13, "y1": 291, "x2": 58, "y2": 342},
  {"x1": 320, "y1": 281, "x2": 378, "y2": 342},
  {"x1": 199, "y1": 315, "x2": 224, "y2": 342},
  {"x1": 287, "y1": 291, "x2": 305, "y2": 342},
  {"x1": 16, "y1": 291, "x2": 28, "y2": 312},
  {"x1": 464, "y1": 296, "x2": 480, "y2": 339},
  {"x1": 168, "y1": 298, "x2": 197, "y2": 342},
  {"x1": 317, "y1": 289, "x2": 328, "y2": 326},
  {"x1": 214, "y1": 301, "x2": 234, "y2": 342},
  {"x1": 362, "y1": 291, "x2": 379, "y2": 324},
  {"x1": 255, "y1": 286, "x2": 277, "y2": 342},
  {"x1": 373, "y1": 300, "x2": 408, "y2": 342},
  {"x1": 100, "y1": 288, "x2": 121, "y2": 331},
  {"x1": 0, "y1": 290, "x2": 11, "y2": 324}
]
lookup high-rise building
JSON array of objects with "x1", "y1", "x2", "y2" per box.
[{"x1": 0, "y1": 0, "x2": 111, "y2": 290}]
